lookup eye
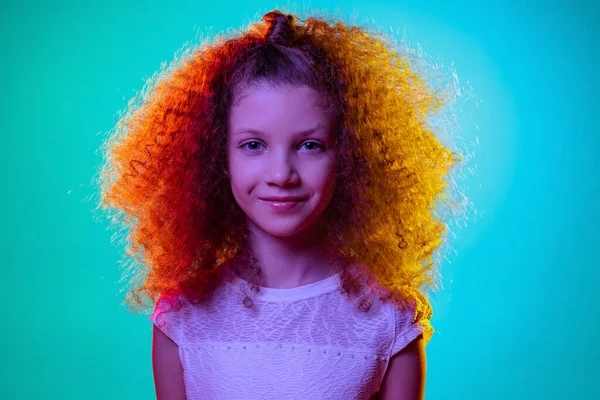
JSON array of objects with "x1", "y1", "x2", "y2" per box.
[
  {"x1": 300, "y1": 141, "x2": 324, "y2": 151},
  {"x1": 241, "y1": 141, "x2": 264, "y2": 151}
]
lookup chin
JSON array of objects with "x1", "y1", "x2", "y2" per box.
[
  {"x1": 260, "y1": 225, "x2": 308, "y2": 238},
  {"x1": 252, "y1": 218, "x2": 318, "y2": 239}
]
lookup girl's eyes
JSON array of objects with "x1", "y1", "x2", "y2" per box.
[
  {"x1": 241, "y1": 141, "x2": 324, "y2": 152},
  {"x1": 243, "y1": 141, "x2": 263, "y2": 151}
]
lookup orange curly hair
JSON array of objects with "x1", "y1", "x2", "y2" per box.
[{"x1": 96, "y1": 9, "x2": 465, "y2": 316}]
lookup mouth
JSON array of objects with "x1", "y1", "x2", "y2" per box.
[
  {"x1": 260, "y1": 196, "x2": 308, "y2": 202},
  {"x1": 260, "y1": 197, "x2": 307, "y2": 212}
]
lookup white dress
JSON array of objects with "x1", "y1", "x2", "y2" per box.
[{"x1": 150, "y1": 268, "x2": 433, "y2": 400}]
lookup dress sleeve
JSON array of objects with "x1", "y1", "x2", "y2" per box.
[
  {"x1": 389, "y1": 295, "x2": 434, "y2": 356},
  {"x1": 149, "y1": 294, "x2": 186, "y2": 346}
]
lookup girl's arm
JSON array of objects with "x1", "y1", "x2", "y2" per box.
[
  {"x1": 152, "y1": 324, "x2": 187, "y2": 400},
  {"x1": 379, "y1": 334, "x2": 427, "y2": 400}
]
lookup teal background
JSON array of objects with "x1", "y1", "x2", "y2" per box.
[{"x1": 1, "y1": 0, "x2": 598, "y2": 399}]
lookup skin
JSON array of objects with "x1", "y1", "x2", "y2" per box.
[
  {"x1": 379, "y1": 335, "x2": 427, "y2": 400},
  {"x1": 152, "y1": 325, "x2": 186, "y2": 400},
  {"x1": 226, "y1": 82, "x2": 339, "y2": 288}
]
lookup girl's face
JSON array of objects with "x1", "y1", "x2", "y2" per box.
[{"x1": 227, "y1": 83, "x2": 336, "y2": 240}]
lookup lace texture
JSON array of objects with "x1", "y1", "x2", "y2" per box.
[{"x1": 150, "y1": 272, "x2": 433, "y2": 400}]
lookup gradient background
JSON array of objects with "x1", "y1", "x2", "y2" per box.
[{"x1": 1, "y1": 0, "x2": 598, "y2": 399}]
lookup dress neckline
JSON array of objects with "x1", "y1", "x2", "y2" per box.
[{"x1": 232, "y1": 272, "x2": 342, "y2": 302}]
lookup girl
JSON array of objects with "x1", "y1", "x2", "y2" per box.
[{"x1": 97, "y1": 9, "x2": 463, "y2": 400}]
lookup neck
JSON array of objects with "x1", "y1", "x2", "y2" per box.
[{"x1": 238, "y1": 221, "x2": 340, "y2": 289}]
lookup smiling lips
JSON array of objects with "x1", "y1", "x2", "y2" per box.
[
  {"x1": 260, "y1": 196, "x2": 307, "y2": 202},
  {"x1": 260, "y1": 196, "x2": 307, "y2": 212}
]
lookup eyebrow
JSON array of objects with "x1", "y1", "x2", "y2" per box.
[{"x1": 231, "y1": 125, "x2": 324, "y2": 137}]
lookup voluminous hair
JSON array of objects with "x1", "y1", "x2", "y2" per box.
[{"x1": 96, "y1": 10, "x2": 465, "y2": 318}]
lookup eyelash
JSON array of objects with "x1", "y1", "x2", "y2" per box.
[{"x1": 241, "y1": 141, "x2": 324, "y2": 152}]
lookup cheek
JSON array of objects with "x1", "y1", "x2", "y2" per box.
[
  {"x1": 229, "y1": 170, "x2": 249, "y2": 192},
  {"x1": 227, "y1": 149, "x2": 244, "y2": 179},
  {"x1": 306, "y1": 158, "x2": 335, "y2": 186},
  {"x1": 228, "y1": 157, "x2": 257, "y2": 195},
  {"x1": 228, "y1": 173, "x2": 251, "y2": 210},
  {"x1": 229, "y1": 160, "x2": 256, "y2": 182}
]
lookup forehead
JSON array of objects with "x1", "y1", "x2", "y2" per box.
[
  {"x1": 228, "y1": 83, "x2": 331, "y2": 131},
  {"x1": 232, "y1": 80, "x2": 324, "y2": 104}
]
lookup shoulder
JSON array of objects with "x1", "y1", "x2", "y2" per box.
[
  {"x1": 152, "y1": 323, "x2": 187, "y2": 400},
  {"x1": 150, "y1": 293, "x2": 191, "y2": 346},
  {"x1": 150, "y1": 293, "x2": 192, "y2": 400},
  {"x1": 389, "y1": 288, "x2": 434, "y2": 353},
  {"x1": 379, "y1": 333, "x2": 426, "y2": 400}
]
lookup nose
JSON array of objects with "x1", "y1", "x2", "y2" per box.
[{"x1": 265, "y1": 150, "x2": 300, "y2": 187}]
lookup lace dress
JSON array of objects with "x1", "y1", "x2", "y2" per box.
[{"x1": 150, "y1": 269, "x2": 433, "y2": 400}]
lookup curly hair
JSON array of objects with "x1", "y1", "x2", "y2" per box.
[{"x1": 96, "y1": 9, "x2": 465, "y2": 317}]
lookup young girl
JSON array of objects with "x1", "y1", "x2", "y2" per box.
[{"x1": 98, "y1": 9, "x2": 463, "y2": 400}]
